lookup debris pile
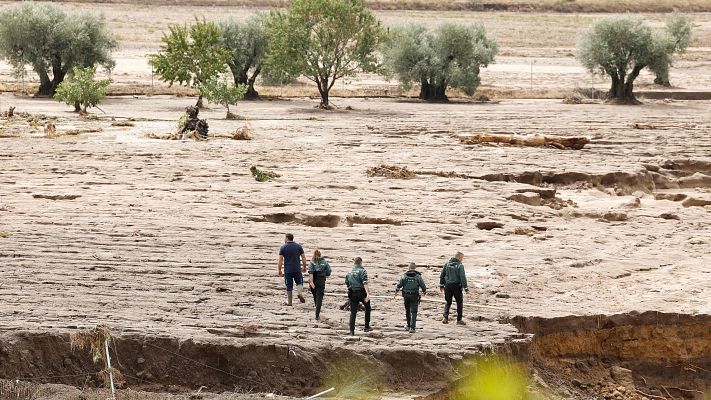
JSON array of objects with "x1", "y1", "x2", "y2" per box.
[{"x1": 366, "y1": 164, "x2": 417, "y2": 179}]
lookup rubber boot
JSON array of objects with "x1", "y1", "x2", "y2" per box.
[
  {"x1": 286, "y1": 291, "x2": 293, "y2": 306},
  {"x1": 296, "y1": 284, "x2": 306, "y2": 303}
]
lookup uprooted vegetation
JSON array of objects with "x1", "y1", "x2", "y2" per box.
[
  {"x1": 366, "y1": 164, "x2": 417, "y2": 179},
  {"x1": 250, "y1": 166, "x2": 280, "y2": 182},
  {"x1": 459, "y1": 133, "x2": 591, "y2": 150}
]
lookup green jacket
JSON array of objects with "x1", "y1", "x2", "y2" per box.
[
  {"x1": 396, "y1": 270, "x2": 426, "y2": 295},
  {"x1": 439, "y1": 257, "x2": 467, "y2": 289},
  {"x1": 308, "y1": 257, "x2": 332, "y2": 278},
  {"x1": 345, "y1": 264, "x2": 368, "y2": 290}
]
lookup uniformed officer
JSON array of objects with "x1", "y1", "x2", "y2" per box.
[
  {"x1": 345, "y1": 257, "x2": 373, "y2": 335},
  {"x1": 439, "y1": 251, "x2": 468, "y2": 325},
  {"x1": 395, "y1": 262, "x2": 427, "y2": 333},
  {"x1": 308, "y1": 249, "x2": 332, "y2": 321}
]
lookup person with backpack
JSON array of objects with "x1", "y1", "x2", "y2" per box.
[
  {"x1": 439, "y1": 251, "x2": 468, "y2": 325},
  {"x1": 345, "y1": 257, "x2": 373, "y2": 335},
  {"x1": 308, "y1": 249, "x2": 332, "y2": 320},
  {"x1": 395, "y1": 262, "x2": 427, "y2": 333}
]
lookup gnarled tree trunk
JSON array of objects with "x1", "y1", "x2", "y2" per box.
[
  {"x1": 419, "y1": 78, "x2": 448, "y2": 102},
  {"x1": 608, "y1": 66, "x2": 643, "y2": 105},
  {"x1": 230, "y1": 65, "x2": 260, "y2": 100}
]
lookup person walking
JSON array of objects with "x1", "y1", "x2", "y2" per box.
[
  {"x1": 308, "y1": 249, "x2": 331, "y2": 320},
  {"x1": 439, "y1": 251, "x2": 468, "y2": 325},
  {"x1": 395, "y1": 262, "x2": 427, "y2": 333},
  {"x1": 277, "y1": 233, "x2": 308, "y2": 306},
  {"x1": 345, "y1": 257, "x2": 372, "y2": 335}
]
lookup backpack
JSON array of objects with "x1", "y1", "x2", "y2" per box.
[{"x1": 402, "y1": 274, "x2": 420, "y2": 292}]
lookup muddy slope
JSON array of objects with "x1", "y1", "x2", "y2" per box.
[{"x1": 511, "y1": 312, "x2": 711, "y2": 399}]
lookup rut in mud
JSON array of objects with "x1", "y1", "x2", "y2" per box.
[{"x1": 511, "y1": 312, "x2": 711, "y2": 399}]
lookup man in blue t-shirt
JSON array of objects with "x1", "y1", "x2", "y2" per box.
[{"x1": 278, "y1": 233, "x2": 308, "y2": 306}]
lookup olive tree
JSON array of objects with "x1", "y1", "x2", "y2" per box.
[
  {"x1": 54, "y1": 67, "x2": 111, "y2": 113},
  {"x1": 220, "y1": 14, "x2": 269, "y2": 99},
  {"x1": 653, "y1": 13, "x2": 692, "y2": 86},
  {"x1": 265, "y1": 0, "x2": 383, "y2": 108},
  {"x1": 577, "y1": 14, "x2": 692, "y2": 104},
  {"x1": 149, "y1": 20, "x2": 232, "y2": 108},
  {"x1": 0, "y1": 3, "x2": 116, "y2": 96},
  {"x1": 382, "y1": 23, "x2": 497, "y2": 101}
]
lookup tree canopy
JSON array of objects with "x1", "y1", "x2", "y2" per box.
[
  {"x1": 220, "y1": 14, "x2": 269, "y2": 99},
  {"x1": 381, "y1": 23, "x2": 498, "y2": 101},
  {"x1": 0, "y1": 3, "x2": 116, "y2": 96},
  {"x1": 54, "y1": 67, "x2": 111, "y2": 113},
  {"x1": 264, "y1": 0, "x2": 383, "y2": 108},
  {"x1": 577, "y1": 14, "x2": 692, "y2": 103},
  {"x1": 149, "y1": 19, "x2": 232, "y2": 107}
]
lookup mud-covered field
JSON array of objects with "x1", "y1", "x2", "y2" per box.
[
  {"x1": 1, "y1": 1, "x2": 711, "y2": 399},
  {"x1": 1, "y1": 94, "x2": 710, "y2": 398}
]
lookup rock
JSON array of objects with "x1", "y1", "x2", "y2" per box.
[
  {"x1": 507, "y1": 193, "x2": 542, "y2": 206},
  {"x1": 658, "y1": 213, "x2": 680, "y2": 220},
  {"x1": 495, "y1": 293, "x2": 510, "y2": 299},
  {"x1": 610, "y1": 366, "x2": 635, "y2": 388}
]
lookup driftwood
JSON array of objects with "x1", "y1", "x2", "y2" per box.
[{"x1": 460, "y1": 133, "x2": 590, "y2": 150}]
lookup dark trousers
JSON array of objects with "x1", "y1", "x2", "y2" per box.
[
  {"x1": 403, "y1": 292, "x2": 420, "y2": 329},
  {"x1": 348, "y1": 288, "x2": 371, "y2": 333},
  {"x1": 310, "y1": 276, "x2": 326, "y2": 318},
  {"x1": 444, "y1": 283, "x2": 463, "y2": 321}
]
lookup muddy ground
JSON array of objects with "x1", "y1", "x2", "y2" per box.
[
  {"x1": 0, "y1": 93, "x2": 710, "y2": 399},
  {"x1": 0, "y1": 1, "x2": 711, "y2": 399}
]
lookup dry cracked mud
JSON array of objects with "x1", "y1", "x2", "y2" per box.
[{"x1": 0, "y1": 94, "x2": 710, "y2": 398}]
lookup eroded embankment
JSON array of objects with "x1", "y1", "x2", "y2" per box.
[
  {"x1": 0, "y1": 332, "x2": 456, "y2": 396},
  {"x1": 511, "y1": 312, "x2": 711, "y2": 399}
]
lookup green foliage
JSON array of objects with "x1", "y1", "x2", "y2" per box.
[
  {"x1": 54, "y1": 67, "x2": 111, "y2": 113},
  {"x1": 250, "y1": 166, "x2": 280, "y2": 182},
  {"x1": 576, "y1": 14, "x2": 692, "y2": 100},
  {"x1": 0, "y1": 3, "x2": 116, "y2": 96},
  {"x1": 264, "y1": 0, "x2": 383, "y2": 107},
  {"x1": 454, "y1": 356, "x2": 535, "y2": 400},
  {"x1": 219, "y1": 14, "x2": 269, "y2": 98},
  {"x1": 149, "y1": 19, "x2": 232, "y2": 105},
  {"x1": 382, "y1": 23, "x2": 498, "y2": 101},
  {"x1": 654, "y1": 12, "x2": 693, "y2": 85},
  {"x1": 198, "y1": 77, "x2": 247, "y2": 116}
]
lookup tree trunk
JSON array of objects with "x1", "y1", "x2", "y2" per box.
[
  {"x1": 419, "y1": 79, "x2": 448, "y2": 102},
  {"x1": 196, "y1": 95, "x2": 204, "y2": 109},
  {"x1": 81, "y1": 101, "x2": 88, "y2": 114},
  {"x1": 317, "y1": 77, "x2": 330, "y2": 108},
  {"x1": 608, "y1": 68, "x2": 640, "y2": 104},
  {"x1": 74, "y1": 101, "x2": 81, "y2": 112},
  {"x1": 36, "y1": 68, "x2": 53, "y2": 96},
  {"x1": 246, "y1": 65, "x2": 261, "y2": 99},
  {"x1": 654, "y1": 75, "x2": 671, "y2": 87},
  {"x1": 50, "y1": 63, "x2": 66, "y2": 97}
]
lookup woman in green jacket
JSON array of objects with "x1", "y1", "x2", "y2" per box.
[{"x1": 308, "y1": 249, "x2": 332, "y2": 320}]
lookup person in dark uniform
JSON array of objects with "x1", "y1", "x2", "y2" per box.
[
  {"x1": 439, "y1": 251, "x2": 468, "y2": 325},
  {"x1": 395, "y1": 262, "x2": 427, "y2": 333},
  {"x1": 308, "y1": 249, "x2": 331, "y2": 320},
  {"x1": 345, "y1": 257, "x2": 373, "y2": 335},
  {"x1": 277, "y1": 233, "x2": 308, "y2": 306}
]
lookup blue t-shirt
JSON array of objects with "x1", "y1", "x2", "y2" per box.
[{"x1": 279, "y1": 242, "x2": 304, "y2": 274}]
